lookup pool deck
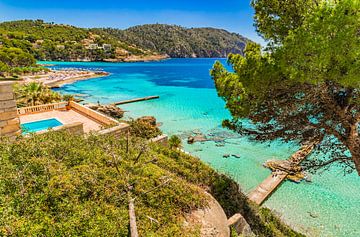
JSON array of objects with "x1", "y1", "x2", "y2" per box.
[{"x1": 19, "y1": 109, "x2": 103, "y2": 133}]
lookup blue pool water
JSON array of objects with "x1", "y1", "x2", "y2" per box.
[
  {"x1": 48, "y1": 59, "x2": 360, "y2": 237},
  {"x1": 21, "y1": 118, "x2": 63, "y2": 134}
]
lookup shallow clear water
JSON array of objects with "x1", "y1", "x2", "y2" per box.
[
  {"x1": 21, "y1": 118, "x2": 63, "y2": 134},
  {"x1": 50, "y1": 59, "x2": 360, "y2": 237}
]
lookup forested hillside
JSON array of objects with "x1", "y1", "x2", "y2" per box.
[
  {"x1": 0, "y1": 20, "x2": 161, "y2": 63},
  {"x1": 0, "y1": 20, "x2": 249, "y2": 67},
  {"x1": 102, "y1": 24, "x2": 249, "y2": 58}
]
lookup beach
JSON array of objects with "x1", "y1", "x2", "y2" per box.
[{"x1": 20, "y1": 69, "x2": 109, "y2": 88}]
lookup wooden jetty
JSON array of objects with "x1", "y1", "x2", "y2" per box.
[
  {"x1": 247, "y1": 141, "x2": 318, "y2": 205},
  {"x1": 113, "y1": 96, "x2": 159, "y2": 106}
]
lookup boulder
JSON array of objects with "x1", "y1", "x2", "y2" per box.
[
  {"x1": 185, "y1": 192, "x2": 230, "y2": 237},
  {"x1": 227, "y1": 213, "x2": 254, "y2": 237},
  {"x1": 88, "y1": 104, "x2": 124, "y2": 119},
  {"x1": 187, "y1": 136, "x2": 195, "y2": 144}
]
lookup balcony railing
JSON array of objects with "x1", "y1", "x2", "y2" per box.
[{"x1": 17, "y1": 102, "x2": 68, "y2": 115}]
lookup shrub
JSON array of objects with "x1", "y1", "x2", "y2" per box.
[
  {"x1": 169, "y1": 135, "x2": 182, "y2": 149},
  {"x1": 0, "y1": 132, "x2": 206, "y2": 236},
  {"x1": 129, "y1": 119, "x2": 162, "y2": 139}
]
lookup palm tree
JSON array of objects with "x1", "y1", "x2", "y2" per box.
[
  {"x1": 14, "y1": 82, "x2": 62, "y2": 107},
  {"x1": 168, "y1": 135, "x2": 182, "y2": 149}
]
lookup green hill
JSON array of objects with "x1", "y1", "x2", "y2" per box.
[
  {"x1": 0, "y1": 20, "x2": 161, "y2": 62},
  {"x1": 102, "y1": 24, "x2": 249, "y2": 58},
  {"x1": 0, "y1": 20, "x2": 249, "y2": 64},
  {"x1": 0, "y1": 129, "x2": 303, "y2": 236}
]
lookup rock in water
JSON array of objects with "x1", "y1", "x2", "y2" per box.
[
  {"x1": 88, "y1": 104, "x2": 124, "y2": 119},
  {"x1": 187, "y1": 136, "x2": 195, "y2": 144},
  {"x1": 308, "y1": 212, "x2": 319, "y2": 218},
  {"x1": 193, "y1": 134, "x2": 207, "y2": 142},
  {"x1": 223, "y1": 154, "x2": 230, "y2": 158}
]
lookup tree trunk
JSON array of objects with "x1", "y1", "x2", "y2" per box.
[
  {"x1": 128, "y1": 198, "x2": 139, "y2": 237},
  {"x1": 348, "y1": 122, "x2": 360, "y2": 175}
]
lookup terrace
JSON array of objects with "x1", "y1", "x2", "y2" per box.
[
  {"x1": 0, "y1": 81, "x2": 164, "y2": 142},
  {"x1": 17, "y1": 101, "x2": 129, "y2": 135}
]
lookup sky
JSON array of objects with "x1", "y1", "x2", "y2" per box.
[{"x1": 0, "y1": 0, "x2": 264, "y2": 44}]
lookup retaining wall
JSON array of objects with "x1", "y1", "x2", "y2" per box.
[{"x1": 0, "y1": 82, "x2": 21, "y2": 138}]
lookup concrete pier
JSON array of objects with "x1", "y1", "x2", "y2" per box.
[
  {"x1": 248, "y1": 141, "x2": 318, "y2": 205},
  {"x1": 113, "y1": 96, "x2": 159, "y2": 105}
]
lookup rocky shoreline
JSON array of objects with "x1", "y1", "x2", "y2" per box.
[{"x1": 104, "y1": 54, "x2": 169, "y2": 63}]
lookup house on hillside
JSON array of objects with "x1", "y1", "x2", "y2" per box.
[
  {"x1": 88, "y1": 44, "x2": 99, "y2": 50},
  {"x1": 102, "y1": 44, "x2": 112, "y2": 51},
  {"x1": 56, "y1": 45, "x2": 65, "y2": 50}
]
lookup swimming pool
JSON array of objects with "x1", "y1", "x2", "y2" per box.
[{"x1": 21, "y1": 118, "x2": 63, "y2": 134}]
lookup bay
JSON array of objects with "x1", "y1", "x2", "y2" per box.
[{"x1": 50, "y1": 58, "x2": 360, "y2": 237}]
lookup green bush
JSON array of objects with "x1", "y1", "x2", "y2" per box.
[
  {"x1": 0, "y1": 132, "x2": 206, "y2": 236},
  {"x1": 168, "y1": 135, "x2": 182, "y2": 149},
  {"x1": 0, "y1": 130, "x2": 304, "y2": 236},
  {"x1": 129, "y1": 119, "x2": 162, "y2": 139}
]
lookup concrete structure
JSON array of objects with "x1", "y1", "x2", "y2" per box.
[
  {"x1": 88, "y1": 44, "x2": 99, "y2": 50},
  {"x1": 18, "y1": 101, "x2": 128, "y2": 134},
  {"x1": 35, "y1": 122, "x2": 85, "y2": 136},
  {"x1": 20, "y1": 109, "x2": 103, "y2": 133},
  {"x1": 0, "y1": 82, "x2": 21, "y2": 138},
  {"x1": 1, "y1": 85, "x2": 153, "y2": 139},
  {"x1": 228, "y1": 213, "x2": 254, "y2": 236},
  {"x1": 185, "y1": 192, "x2": 230, "y2": 237},
  {"x1": 149, "y1": 134, "x2": 168, "y2": 146},
  {"x1": 69, "y1": 101, "x2": 119, "y2": 126},
  {"x1": 113, "y1": 96, "x2": 160, "y2": 106},
  {"x1": 248, "y1": 142, "x2": 318, "y2": 205},
  {"x1": 98, "y1": 124, "x2": 131, "y2": 137},
  {"x1": 102, "y1": 44, "x2": 112, "y2": 51},
  {"x1": 247, "y1": 173, "x2": 288, "y2": 205}
]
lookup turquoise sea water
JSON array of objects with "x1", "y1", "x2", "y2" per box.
[{"x1": 50, "y1": 59, "x2": 360, "y2": 237}]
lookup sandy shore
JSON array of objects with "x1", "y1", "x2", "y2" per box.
[{"x1": 20, "y1": 70, "x2": 109, "y2": 88}]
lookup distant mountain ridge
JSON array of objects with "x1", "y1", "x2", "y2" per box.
[
  {"x1": 101, "y1": 24, "x2": 249, "y2": 58},
  {"x1": 0, "y1": 20, "x2": 249, "y2": 62}
]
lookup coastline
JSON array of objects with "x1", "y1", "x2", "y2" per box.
[
  {"x1": 104, "y1": 54, "x2": 169, "y2": 63},
  {"x1": 47, "y1": 72, "x2": 109, "y2": 88},
  {"x1": 52, "y1": 59, "x2": 360, "y2": 237},
  {"x1": 20, "y1": 70, "x2": 109, "y2": 88}
]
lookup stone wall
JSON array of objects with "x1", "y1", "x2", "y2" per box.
[
  {"x1": 35, "y1": 122, "x2": 85, "y2": 136},
  {"x1": 98, "y1": 123, "x2": 131, "y2": 137},
  {"x1": 0, "y1": 82, "x2": 21, "y2": 138},
  {"x1": 149, "y1": 134, "x2": 168, "y2": 146},
  {"x1": 69, "y1": 101, "x2": 119, "y2": 126}
]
